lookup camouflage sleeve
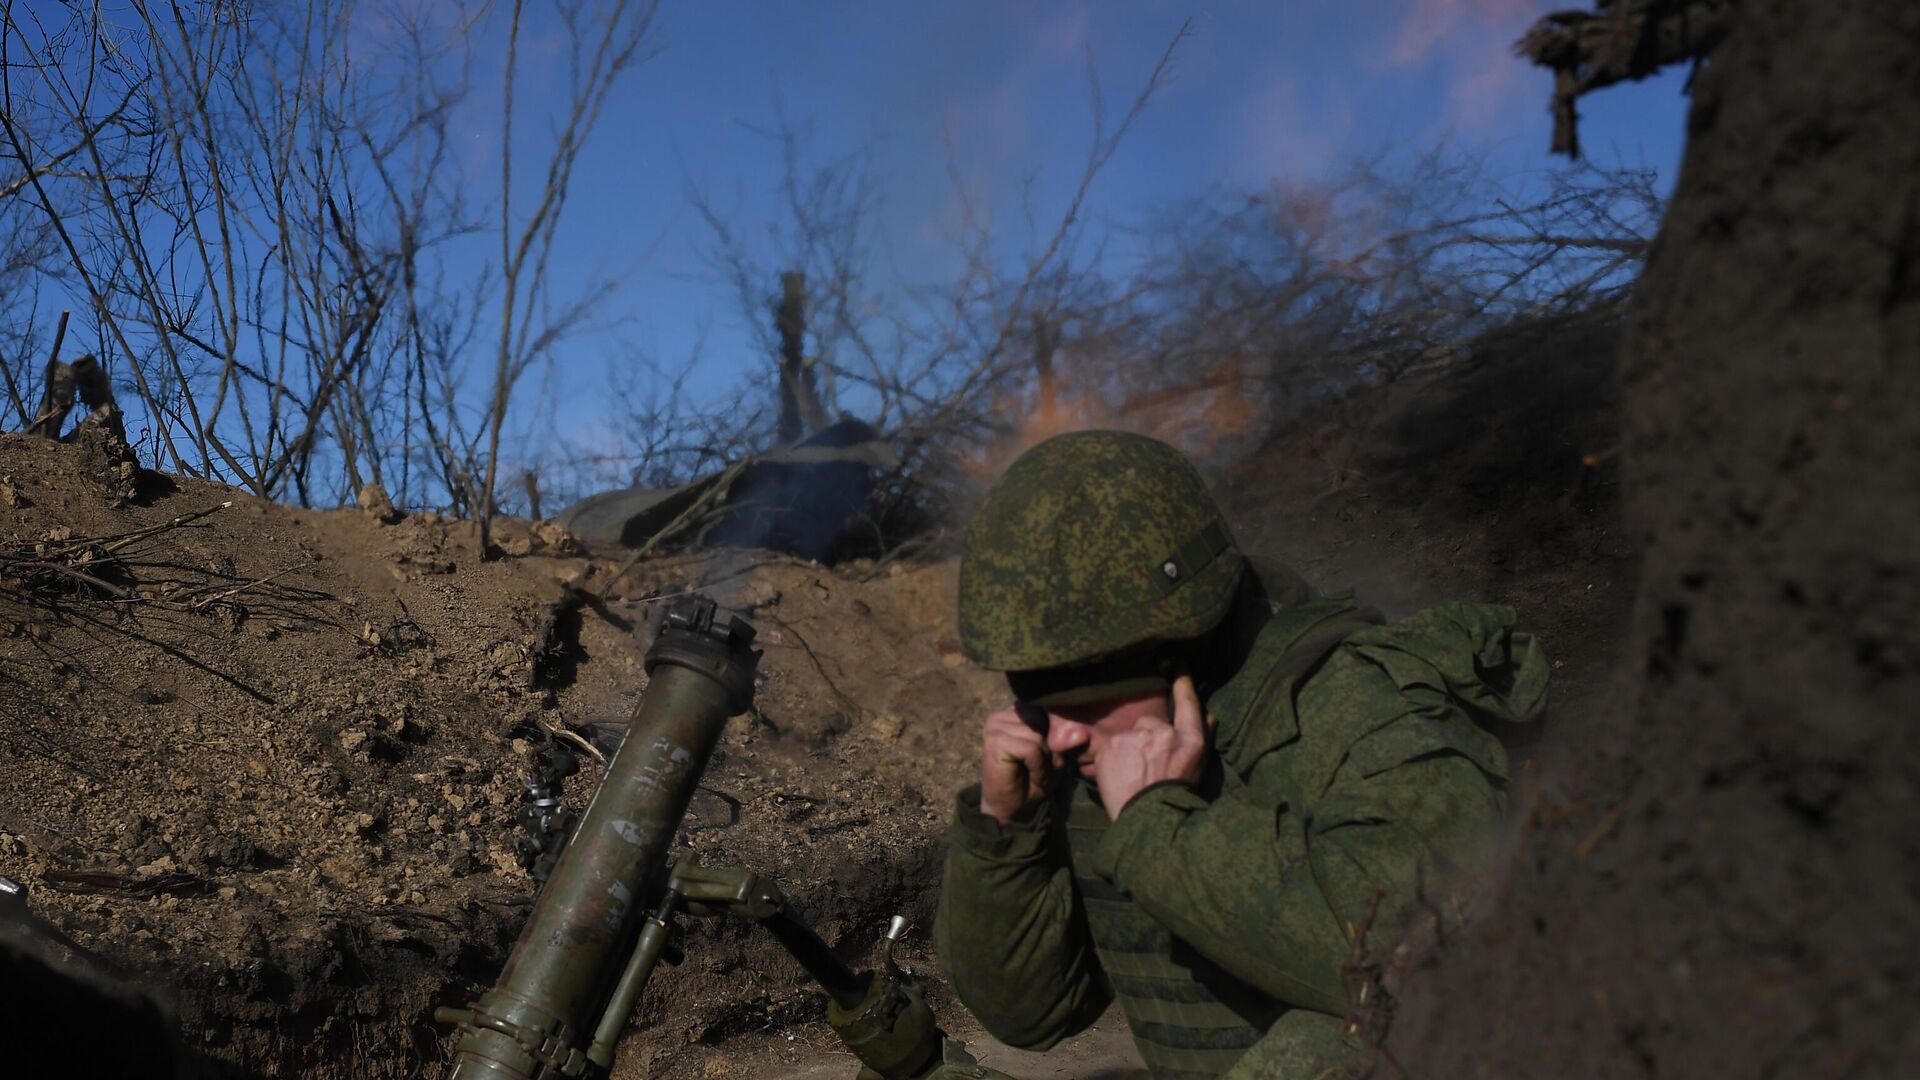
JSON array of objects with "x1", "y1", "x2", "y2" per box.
[
  {"x1": 934, "y1": 784, "x2": 1113, "y2": 1049},
  {"x1": 1085, "y1": 647, "x2": 1514, "y2": 1017}
]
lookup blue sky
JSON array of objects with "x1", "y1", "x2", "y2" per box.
[
  {"x1": 9, "y1": 0, "x2": 1691, "y2": 499},
  {"x1": 494, "y1": 0, "x2": 1689, "y2": 468}
]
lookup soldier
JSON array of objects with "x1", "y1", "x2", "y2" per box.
[{"x1": 935, "y1": 431, "x2": 1549, "y2": 1078}]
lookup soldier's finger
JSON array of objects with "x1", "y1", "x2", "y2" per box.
[
  {"x1": 991, "y1": 734, "x2": 1045, "y2": 781},
  {"x1": 992, "y1": 745, "x2": 1042, "y2": 794},
  {"x1": 1170, "y1": 675, "x2": 1206, "y2": 743},
  {"x1": 998, "y1": 730, "x2": 1044, "y2": 772},
  {"x1": 989, "y1": 737, "x2": 1047, "y2": 776},
  {"x1": 985, "y1": 711, "x2": 1047, "y2": 746},
  {"x1": 1015, "y1": 741, "x2": 1053, "y2": 800}
]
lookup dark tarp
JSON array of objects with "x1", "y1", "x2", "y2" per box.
[{"x1": 558, "y1": 419, "x2": 897, "y2": 561}]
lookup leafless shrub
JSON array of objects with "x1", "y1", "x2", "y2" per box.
[
  {"x1": 689, "y1": 108, "x2": 884, "y2": 444},
  {"x1": 0, "y1": 1, "x2": 656, "y2": 536},
  {"x1": 4, "y1": 3, "x2": 1657, "y2": 553},
  {"x1": 646, "y1": 29, "x2": 1182, "y2": 550},
  {"x1": 1, "y1": 0, "x2": 474, "y2": 497},
  {"x1": 871, "y1": 137, "x2": 1659, "y2": 521},
  {"x1": 532, "y1": 15, "x2": 1658, "y2": 555},
  {"x1": 469, "y1": 0, "x2": 660, "y2": 556},
  {"x1": 1117, "y1": 150, "x2": 1660, "y2": 420}
]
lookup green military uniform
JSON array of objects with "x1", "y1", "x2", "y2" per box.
[
  {"x1": 937, "y1": 430, "x2": 1548, "y2": 1078},
  {"x1": 937, "y1": 576, "x2": 1548, "y2": 1079}
]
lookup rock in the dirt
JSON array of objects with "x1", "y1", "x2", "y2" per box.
[
  {"x1": 496, "y1": 521, "x2": 579, "y2": 559},
  {"x1": 357, "y1": 482, "x2": 402, "y2": 524},
  {"x1": 0, "y1": 475, "x2": 25, "y2": 508},
  {"x1": 866, "y1": 713, "x2": 905, "y2": 742},
  {"x1": 395, "y1": 552, "x2": 455, "y2": 577},
  {"x1": 531, "y1": 520, "x2": 579, "y2": 555}
]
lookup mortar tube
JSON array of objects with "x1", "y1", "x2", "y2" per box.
[{"x1": 445, "y1": 611, "x2": 754, "y2": 1080}]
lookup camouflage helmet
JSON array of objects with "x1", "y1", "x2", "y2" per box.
[{"x1": 958, "y1": 431, "x2": 1245, "y2": 692}]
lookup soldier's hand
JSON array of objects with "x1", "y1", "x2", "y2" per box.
[
  {"x1": 978, "y1": 705, "x2": 1058, "y2": 825},
  {"x1": 1094, "y1": 675, "x2": 1215, "y2": 822}
]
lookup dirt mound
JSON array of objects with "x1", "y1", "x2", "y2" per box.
[
  {"x1": 1223, "y1": 307, "x2": 1633, "y2": 748},
  {"x1": 1384, "y1": 3, "x2": 1920, "y2": 1076},
  {"x1": 0, "y1": 432, "x2": 1003, "y2": 1078}
]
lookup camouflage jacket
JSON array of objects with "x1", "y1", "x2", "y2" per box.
[{"x1": 935, "y1": 591, "x2": 1549, "y2": 1079}]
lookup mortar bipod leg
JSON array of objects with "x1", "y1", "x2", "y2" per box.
[{"x1": 586, "y1": 882, "x2": 685, "y2": 1069}]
